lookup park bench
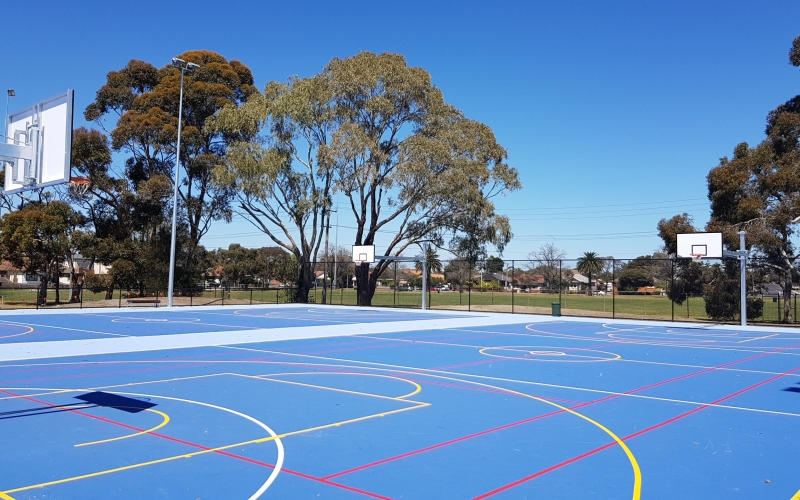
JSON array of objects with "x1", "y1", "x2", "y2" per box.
[{"x1": 126, "y1": 298, "x2": 161, "y2": 307}]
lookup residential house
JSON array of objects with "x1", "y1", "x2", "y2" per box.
[
  {"x1": 512, "y1": 273, "x2": 546, "y2": 292},
  {"x1": 568, "y1": 271, "x2": 602, "y2": 293},
  {"x1": 479, "y1": 272, "x2": 513, "y2": 290}
]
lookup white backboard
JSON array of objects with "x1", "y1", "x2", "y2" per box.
[
  {"x1": 352, "y1": 245, "x2": 375, "y2": 263},
  {"x1": 676, "y1": 232, "x2": 723, "y2": 259},
  {"x1": 4, "y1": 90, "x2": 74, "y2": 194}
]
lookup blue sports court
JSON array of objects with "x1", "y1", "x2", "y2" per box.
[{"x1": 1, "y1": 305, "x2": 799, "y2": 499}]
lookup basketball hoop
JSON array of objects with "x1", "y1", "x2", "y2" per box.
[
  {"x1": 690, "y1": 253, "x2": 703, "y2": 263},
  {"x1": 68, "y1": 176, "x2": 90, "y2": 197}
]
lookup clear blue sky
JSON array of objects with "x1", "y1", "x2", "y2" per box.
[{"x1": 4, "y1": 0, "x2": 799, "y2": 261}]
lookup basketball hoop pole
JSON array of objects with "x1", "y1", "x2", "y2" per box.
[
  {"x1": 371, "y1": 249, "x2": 428, "y2": 311},
  {"x1": 723, "y1": 231, "x2": 748, "y2": 327}
]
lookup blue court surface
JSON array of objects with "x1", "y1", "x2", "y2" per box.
[{"x1": 1, "y1": 304, "x2": 799, "y2": 499}]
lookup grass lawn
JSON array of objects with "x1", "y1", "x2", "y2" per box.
[{"x1": 2, "y1": 285, "x2": 793, "y2": 325}]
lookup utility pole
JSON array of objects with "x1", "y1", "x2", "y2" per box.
[
  {"x1": 739, "y1": 231, "x2": 747, "y2": 327},
  {"x1": 322, "y1": 206, "x2": 331, "y2": 304},
  {"x1": 332, "y1": 207, "x2": 339, "y2": 291}
]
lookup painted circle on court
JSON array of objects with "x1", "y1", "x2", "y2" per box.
[
  {"x1": 0, "y1": 324, "x2": 34, "y2": 339},
  {"x1": 480, "y1": 346, "x2": 621, "y2": 362},
  {"x1": 111, "y1": 317, "x2": 202, "y2": 324}
]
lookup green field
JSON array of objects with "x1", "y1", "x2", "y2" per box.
[
  {"x1": 308, "y1": 288, "x2": 796, "y2": 324},
  {"x1": 1, "y1": 286, "x2": 794, "y2": 324}
]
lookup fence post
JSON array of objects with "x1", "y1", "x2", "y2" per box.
[
  {"x1": 670, "y1": 259, "x2": 674, "y2": 322},
  {"x1": 612, "y1": 259, "x2": 616, "y2": 319},
  {"x1": 118, "y1": 287, "x2": 122, "y2": 308},
  {"x1": 511, "y1": 261, "x2": 515, "y2": 314},
  {"x1": 250, "y1": 289, "x2": 253, "y2": 305},
  {"x1": 468, "y1": 283, "x2": 471, "y2": 312},
  {"x1": 558, "y1": 260, "x2": 562, "y2": 306},
  {"x1": 80, "y1": 285, "x2": 83, "y2": 309}
]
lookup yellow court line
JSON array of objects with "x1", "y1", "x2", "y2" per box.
[
  {"x1": 0, "y1": 490, "x2": 15, "y2": 499},
  {"x1": 421, "y1": 374, "x2": 641, "y2": 500},
  {"x1": 792, "y1": 488, "x2": 800, "y2": 500},
  {"x1": 227, "y1": 346, "x2": 642, "y2": 499},
  {"x1": 501, "y1": 326, "x2": 800, "y2": 355},
  {"x1": 4, "y1": 403, "x2": 427, "y2": 495},
  {"x1": 0, "y1": 373, "x2": 229, "y2": 403},
  {"x1": 265, "y1": 371, "x2": 423, "y2": 399},
  {"x1": 75, "y1": 408, "x2": 170, "y2": 447},
  {"x1": 738, "y1": 334, "x2": 780, "y2": 343},
  {"x1": 247, "y1": 372, "x2": 422, "y2": 401},
  {"x1": 0, "y1": 326, "x2": 34, "y2": 340},
  {"x1": 266, "y1": 404, "x2": 428, "y2": 441}
]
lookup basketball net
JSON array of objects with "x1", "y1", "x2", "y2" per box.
[
  {"x1": 690, "y1": 253, "x2": 703, "y2": 263},
  {"x1": 68, "y1": 177, "x2": 90, "y2": 197}
]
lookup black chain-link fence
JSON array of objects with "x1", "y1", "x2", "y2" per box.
[{"x1": 3, "y1": 257, "x2": 797, "y2": 325}]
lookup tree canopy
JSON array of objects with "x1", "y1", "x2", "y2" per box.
[
  {"x1": 576, "y1": 251, "x2": 603, "y2": 294},
  {"x1": 85, "y1": 51, "x2": 257, "y2": 254},
  {"x1": 0, "y1": 201, "x2": 87, "y2": 304},
  {"x1": 703, "y1": 54, "x2": 800, "y2": 321},
  {"x1": 211, "y1": 51, "x2": 521, "y2": 304},
  {"x1": 528, "y1": 243, "x2": 566, "y2": 292},
  {"x1": 658, "y1": 36, "x2": 800, "y2": 322}
]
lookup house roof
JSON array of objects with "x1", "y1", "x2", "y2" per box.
[
  {"x1": 514, "y1": 273, "x2": 545, "y2": 285},
  {"x1": 0, "y1": 260, "x2": 22, "y2": 272}
]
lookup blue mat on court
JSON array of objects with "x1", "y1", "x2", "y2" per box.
[{"x1": 1, "y1": 305, "x2": 799, "y2": 499}]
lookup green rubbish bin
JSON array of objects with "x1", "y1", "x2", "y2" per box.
[{"x1": 551, "y1": 302, "x2": 561, "y2": 317}]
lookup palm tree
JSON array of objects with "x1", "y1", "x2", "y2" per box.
[
  {"x1": 576, "y1": 251, "x2": 604, "y2": 296},
  {"x1": 415, "y1": 247, "x2": 443, "y2": 288}
]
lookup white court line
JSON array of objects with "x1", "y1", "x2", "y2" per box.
[
  {"x1": 451, "y1": 326, "x2": 800, "y2": 356},
  {"x1": 359, "y1": 335, "x2": 800, "y2": 378},
  {"x1": 0, "y1": 319, "x2": 130, "y2": 338},
  {"x1": 220, "y1": 345, "x2": 800, "y2": 419},
  {"x1": 0, "y1": 386, "x2": 285, "y2": 499},
  {"x1": 3, "y1": 353, "x2": 799, "y2": 420}
]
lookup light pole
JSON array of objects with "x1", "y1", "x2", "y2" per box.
[{"x1": 167, "y1": 58, "x2": 199, "y2": 307}]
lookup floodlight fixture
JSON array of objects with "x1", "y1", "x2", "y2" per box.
[
  {"x1": 166, "y1": 57, "x2": 200, "y2": 307},
  {"x1": 171, "y1": 58, "x2": 199, "y2": 72},
  {"x1": 4, "y1": 89, "x2": 14, "y2": 133}
]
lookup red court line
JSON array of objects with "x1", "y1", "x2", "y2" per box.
[
  {"x1": 0, "y1": 388, "x2": 389, "y2": 499},
  {"x1": 323, "y1": 406, "x2": 576, "y2": 480},
  {"x1": 472, "y1": 362, "x2": 800, "y2": 499},
  {"x1": 0, "y1": 362, "x2": 216, "y2": 385},
  {"x1": 324, "y1": 340, "x2": 800, "y2": 480}
]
